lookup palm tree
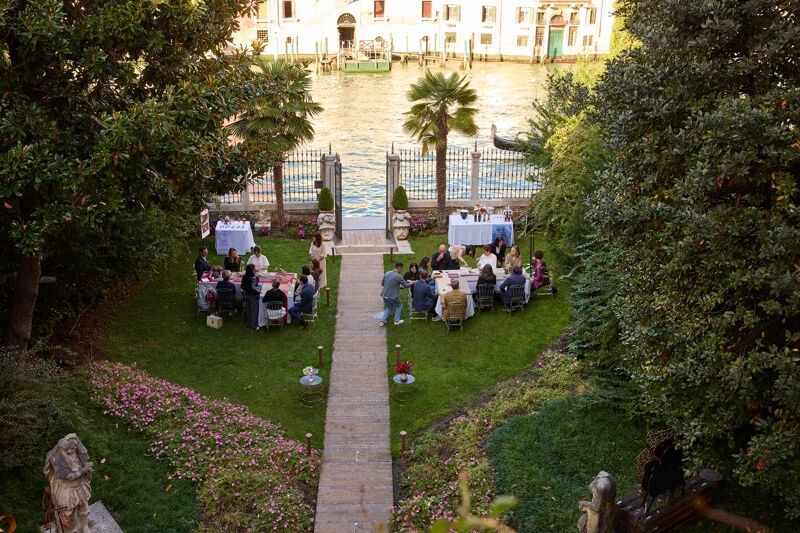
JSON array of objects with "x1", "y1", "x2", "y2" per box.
[
  {"x1": 403, "y1": 70, "x2": 478, "y2": 226},
  {"x1": 229, "y1": 58, "x2": 322, "y2": 224}
]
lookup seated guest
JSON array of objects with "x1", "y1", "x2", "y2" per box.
[
  {"x1": 288, "y1": 274, "x2": 315, "y2": 329},
  {"x1": 418, "y1": 256, "x2": 431, "y2": 273},
  {"x1": 492, "y1": 237, "x2": 507, "y2": 265},
  {"x1": 531, "y1": 250, "x2": 551, "y2": 290},
  {"x1": 195, "y1": 246, "x2": 211, "y2": 280},
  {"x1": 476, "y1": 264, "x2": 497, "y2": 291},
  {"x1": 297, "y1": 265, "x2": 315, "y2": 297},
  {"x1": 241, "y1": 264, "x2": 261, "y2": 331},
  {"x1": 441, "y1": 279, "x2": 468, "y2": 321},
  {"x1": 311, "y1": 258, "x2": 323, "y2": 289},
  {"x1": 247, "y1": 245, "x2": 270, "y2": 273},
  {"x1": 431, "y1": 245, "x2": 457, "y2": 270},
  {"x1": 216, "y1": 270, "x2": 236, "y2": 294},
  {"x1": 262, "y1": 279, "x2": 288, "y2": 320},
  {"x1": 503, "y1": 244, "x2": 523, "y2": 270},
  {"x1": 224, "y1": 248, "x2": 241, "y2": 272},
  {"x1": 499, "y1": 265, "x2": 527, "y2": 306},
  {"x1": 411, "y1": 269, "x2": 435, "y2": 313},
  {"x1": 404, "y1": 262, "x2": 420, "y2": 281},
  {"x1": 477, "y1": 244, "x2": 498, "y2": 269}
]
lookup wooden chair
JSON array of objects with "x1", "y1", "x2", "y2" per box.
[
  {"x1": 264, "y1": 300, "x2": 286, "y2": 331},
  {"x1": 302, "y1": 291, "x2": 320, "y2": 326},
  {"x1": 505, "y1": 284, "x2": 526, "y2": 312},
  {"x1": 444, "y1": 300, "x2": 466, "y2": 332},
  {"x1": 476, "y1": 284, "x2": 495, "y2": 311},
  {"x1": 215, "y1": 287, "x2": 237, "y2": 317}
]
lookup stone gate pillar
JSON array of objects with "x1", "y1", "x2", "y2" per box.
[
  {"x1": 321, "y1": 153, "x2": 337, "y2": 192},
  {"x1": 470, "y1": 150, "x2": 481, "y2": 204}
]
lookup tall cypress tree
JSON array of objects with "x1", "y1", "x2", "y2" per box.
[{"x1": 592, "y1": 0, "x2": 800, "y2": 515}]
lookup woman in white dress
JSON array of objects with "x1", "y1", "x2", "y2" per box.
[
  {"x1": 477, "y1": 244, "x2": 498, "y2": 269},
  {"x1": 309, "y1": 232, "x2": 327, "y2": 288}
]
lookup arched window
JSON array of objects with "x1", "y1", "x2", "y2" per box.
[
  {"x1": 337, "y1": 13, "x2": 356, "y2": 26},
  {"x1": 550, "y1": 14, "x2": 566, "y2": 26}
]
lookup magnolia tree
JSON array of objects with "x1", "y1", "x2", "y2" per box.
[
  {"x1": 0, "y1": 0, "x2": 265, "y2": 348},
  {"x1": 592, "y1": 0, "x2": 800, "y2": 516}
]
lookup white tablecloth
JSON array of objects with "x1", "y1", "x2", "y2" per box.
[
  {"x1": 447, "y1": 214, "x2": 514, "y2": 246},
  {"x1": 214, "y1": 221, "x2": 256, "y2": 256},
  {"x1": 431, "y1": 268, "x2": 530, "y2": 319},
  {"x1": 198, "y1": 272, "x2": 296, "y2": 324}
]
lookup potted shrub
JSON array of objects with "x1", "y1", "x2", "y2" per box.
[
  {"x1": 316, "y1": 187, "x2": 335, "y2": 241},
  {"x1": 391, "y1": 185, "x2": 411, "y2": 241}
]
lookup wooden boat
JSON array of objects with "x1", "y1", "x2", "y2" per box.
[{"x1": 491, "y1": 124, "x2": 522, "y2": 151}]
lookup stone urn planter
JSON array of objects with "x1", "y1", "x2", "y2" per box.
[
  {"x1": 317, "y1": 211, "x2": 336, "y2": 241},
  {"x1": 392, "y1": 210, "x2": 411, "y2": 241}
]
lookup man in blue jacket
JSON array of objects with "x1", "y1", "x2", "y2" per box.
[
  {"x1": 411, "y1": 269, "x2": 435, "y2": 315},
  {"x1": 195, "y1": 246, "x2": 211, "y2": 280},
  {"x1": 288, "y1": 275, "x2": 315, "y2": 330},
  {"x1": 498, "y1": 266, "x2": 527, "y2": 307}
]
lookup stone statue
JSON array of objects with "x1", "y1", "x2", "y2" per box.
[
  {"x1": 578, "y1": 471, "x2": 616, "y2": 533},
  {"x1": 391, "y1": 210, "x2": 412, "y2": 240},
  {"x1": 44, "y1": 433, "x2": 94, "y2": 533}
]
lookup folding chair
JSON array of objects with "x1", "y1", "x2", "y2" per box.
[
  {"x1": 476, "y1": 284, "x2": 495, "y2": 311},
  {"x1": 505, "y1": 284, "x2": 526, "y2": 312},
  {"x1": 302, "y1": 291, "x2": 320, "y2": 326},
  {"x1": 215, "y1": 287, "x2": 237, "y2": 317},
  {"x1": 264, "y1": 300, "x2": 286, "y2": 331},
  {"x1": 444, "y1": 300, "x2": 466, "y2": 332}
]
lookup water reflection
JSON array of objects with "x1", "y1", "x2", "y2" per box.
[{"x1": 309, "y1": 62, "x2": 558, "y2": 216}]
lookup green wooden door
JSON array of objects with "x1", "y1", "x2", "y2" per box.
[{"x1": 548, "y1": 29, "x2": 563, "y2": 57}]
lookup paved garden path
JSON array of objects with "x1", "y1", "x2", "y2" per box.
[{"x1": 315, "y1": 253, "x2": 392, "y2": 532}]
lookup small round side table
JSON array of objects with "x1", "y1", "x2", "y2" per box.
[
  {"x1": 299, "y1": 375, "x2": 324, "y2": 406},
  {"x1": 391, "y1": 374, "x2": 416, "y2": 405}
]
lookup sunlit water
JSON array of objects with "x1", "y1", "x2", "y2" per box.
[{"x1": 307, "y1": 62, "x2": 554, "y2": 216}]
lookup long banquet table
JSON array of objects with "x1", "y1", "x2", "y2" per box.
[
  {"x1": 447, "y1": 214, "x2": 515, "y2": 246},
  {"x1": 214, "y1": 220, "x2": 256, "y2": 256},
  {"x1": 431, "y1": 267, "x2": 531, "y2": 320},
  {"x1": 198, "y1": 271, "x2": 297, "y2": 325}
]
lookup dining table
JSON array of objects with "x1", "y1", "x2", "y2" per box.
[
  {"x1": 198, "y1": 271, "x2": 297, "y2": 325},
  {"x1": 447, "y1": 214, "x2": 515, "y2": 246},
  {"x1": 431, "y1": 267, "x2": 531, "y2": 319},
  {"x1": 214, "y1": 220, "x2": 256, "y2": 256}
]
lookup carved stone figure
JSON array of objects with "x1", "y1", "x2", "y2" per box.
[
  {"x1": 317, "y1": 211, "x2": 336, "y2": 241},
  {"x1": 44, "y1": 433, "x2": 94, "y2": 533},
  {"x1": 578, "y1": 471, "x2": 616, "y2": 533},
  {"x1": 392, "y1": 210, "x2": 412, "y2": 241}
]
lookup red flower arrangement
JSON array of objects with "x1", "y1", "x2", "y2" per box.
[{"x1": 395, "y1": 361, "x2": 413, "y2": 375}]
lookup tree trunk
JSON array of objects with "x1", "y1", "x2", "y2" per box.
[
  {"x1": 273, "y1": 163, "x2": 285, "y2": 225},
  {"x1": 435, "y1": 144, "x2": 447, "y2": 227},
  {"x1": 5, "y1": 254, "x2": 41, "y2": 350}
]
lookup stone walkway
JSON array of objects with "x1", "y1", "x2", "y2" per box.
[{"x1": 315, "y1": 253, "x2": 392, "y2": 532}]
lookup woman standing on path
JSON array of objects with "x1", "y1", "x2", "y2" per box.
[{"x1": 309, "y1": 232, "x2": 327, "y2": 289}]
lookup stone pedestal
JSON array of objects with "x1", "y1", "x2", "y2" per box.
[{"x1": 43, "y1": 501, "x2": 123, "y2": 533}]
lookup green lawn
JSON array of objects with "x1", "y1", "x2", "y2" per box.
[
  {"x1": 384, "y1": 233, "x2": 570, "y2": 451},
  {"x1": 486, "y1": 394, "x2": 645, "y2": 532},
  {"x1": 0, "y1": 380, "x2": 196, "y2": 533},
  {"x1": 102, "y1": 236, "x2": 339, "y2": 447}
]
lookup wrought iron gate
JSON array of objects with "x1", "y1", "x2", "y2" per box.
[
  {"x1": 334, "y1": 154, "x2": 342, "y2": 240},
  {"x1": 385, "y1": 153, "x2": 391, "y2": 238}
]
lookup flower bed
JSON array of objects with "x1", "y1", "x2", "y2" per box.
[
  {"x1": 85, "y1": 361, "x2": 320, "y2": 531},
  {"x1": 392, "y1": 351, "x2": 584, "y2": 531},
  {"x1": 408, "y1": 213, "x2": 437, "y2": 236}
]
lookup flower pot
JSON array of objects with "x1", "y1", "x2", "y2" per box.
[
  {"x1": 316, "y1": 211, "x2": 336, "y2": 241},
  {"x1": 400, "y1": 373, "x2": 408, "y2": 383},
  {"x1": 460, "y1": 209, "x2": 468, "y2": 220},
  {"x1": 392, "y1": 210, "x2": 411, "y2": 241}
]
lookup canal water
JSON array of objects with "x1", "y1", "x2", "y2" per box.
[{"x1": 308, "y1": 61, "x2": 555, "y2": 216}]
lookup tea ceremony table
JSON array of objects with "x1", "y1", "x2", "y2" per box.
[{"x1": 447, "y1": 214, "x2": 514, "y2": 246}]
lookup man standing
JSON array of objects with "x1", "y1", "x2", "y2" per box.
[
  {"x1": 431, "y1": 244, "x2": 456, "y2": 270},
  {"x1": 378, "y1": 261, "x2": 414, "y2": 327},
  {"x1": 288, "y1": 275, "x2": 315, "y2": 329},
  {"x1": 195, "y1": 246, "x2": 211, "y2": 280},
  {"x1": 441, "y1": 279, "x2": 468, "y2": 321},
  {"x1": 247, "y1": 245, "x2": 270, "y2": 273}
]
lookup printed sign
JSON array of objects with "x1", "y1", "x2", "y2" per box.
[{"x1": 200, "y1": 209, "x2": 210, "y2": 239}]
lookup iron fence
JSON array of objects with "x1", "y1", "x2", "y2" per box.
[
  {"x1": 219, "y1": 149, "x2": 323, "y2": 204},
  {"x1": 398, "y1": 147, "x2": 472, "y2": 200},
  {"x1": 479, "y1": 148, "x2": 540, "y2": 199},
  {"x1": 397, "y1": 146, "x2": 540, "y2": 200}
]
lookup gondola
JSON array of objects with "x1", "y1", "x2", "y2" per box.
[{"x1": 490, "y1": 124, "x2": 522, "y2": 151}]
